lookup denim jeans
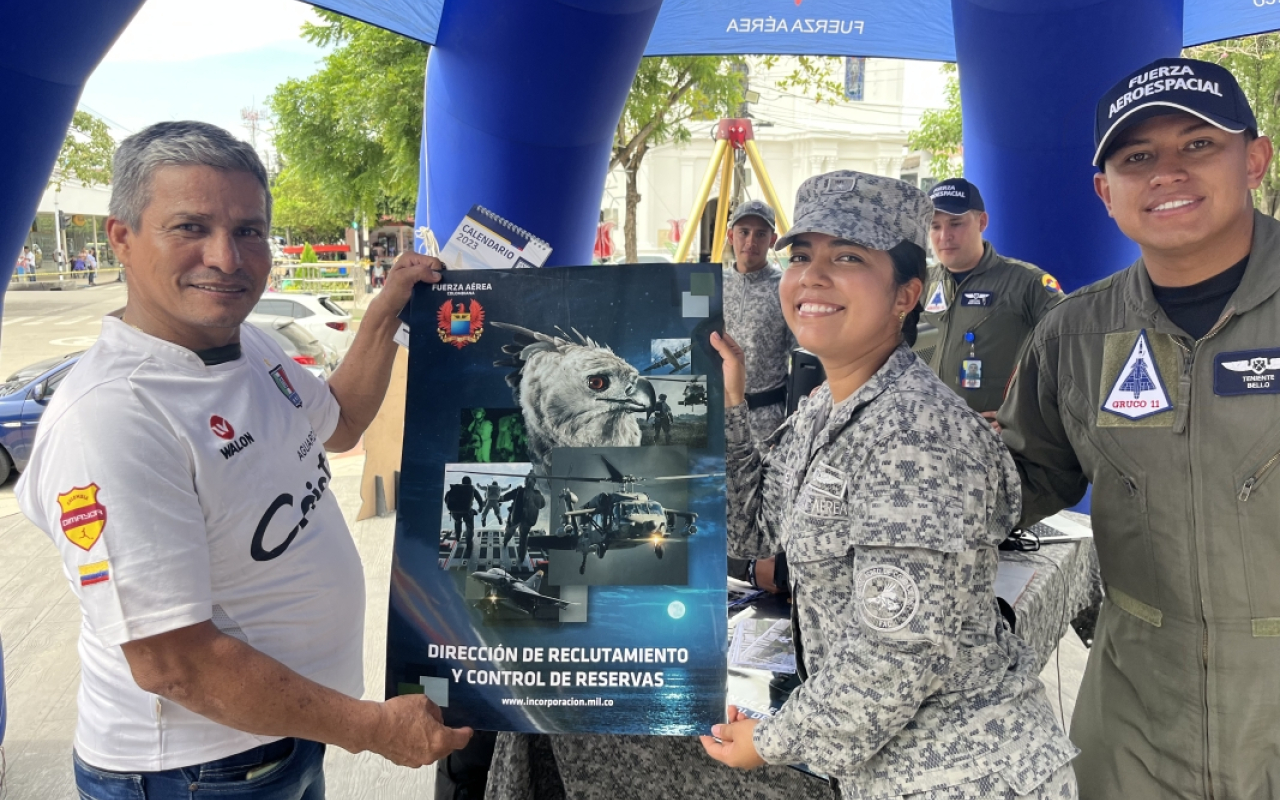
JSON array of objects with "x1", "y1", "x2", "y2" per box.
[{"x1": 74, "y1": 738, "x2": 325, "y2": 799}]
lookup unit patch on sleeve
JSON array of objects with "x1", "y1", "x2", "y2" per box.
[
  {"x1": 1042, "y1": 274, "x2": 1063, "y2": 294},
  {"x1": 269, "y1": 365, "x2": 304, "y2": 409},
  {"x1": 959, "y1": 291, "x2": 995, "y2": 307},
  {"x1": 855, "y1": 564, "x2": 920, "y2": 633},
  {"x1": 1099, "y1": 329, "x2": 1175, "y2": 425},
  {"x1": 57, "y1": 484, "x2": 107, "y2": 551},
  {"x1": 78, "y1": 560, "x2": 110, "y2": 587},
  {"x1": 1214, "y1": 349, "x2": 1280, "y2": 396},
  {"x1": 924, "y1": 282, "x2": 948, "y2": 313}
]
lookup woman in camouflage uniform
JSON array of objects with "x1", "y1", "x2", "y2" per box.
[{"x1": 704, "y1": 171, "x2": 1078, "y2": 799}]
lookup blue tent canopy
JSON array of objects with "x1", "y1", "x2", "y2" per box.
[{"x1": 313, "y1": 0, "x2": 1277, "y2": 58}]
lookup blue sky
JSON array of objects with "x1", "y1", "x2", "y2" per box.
[{"x1": 80, "y1": 0, "x2": 334, "y2": 147}]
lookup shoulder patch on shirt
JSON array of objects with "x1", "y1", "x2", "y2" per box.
[
  {"x1": 269, "y1": 365, "x2": 304, "y2": 409},
  {"x1": 924, "y1": 282, "x2": 947, "y2": 313},
  {"x1": 79, "y1": 560, "x2": 110, "y2": 587},
  {"x1": 1042, "y1": 274, "x2": 1063, "y2": 294},
  {"x1": 1214, "y1": 349, "x2": 1280, "y2": 396},
  {"x1": 1100, "y1": 329, "x2": 1173, "y2": 422},
  {"x1": 856, "y1": 564, "x2": 919, "y2": 632},
  {"x1": 959, "y1": 291, "x2": 995, "y2": 307},
  {"x1": 58, "y1": 484, "x2": 107, "y2": 551}
]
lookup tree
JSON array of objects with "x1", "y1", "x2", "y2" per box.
[
  {"x1": 271, "y1": 166, "x2": 349, "y2": 244},
  {"x1": 300, "y1": 243, "x2": 319, "y2": 263},
  {"x1": 54, "y1": 110, "x2": 115, "y2": 189},
  {"x1": 1185, "y1": 34, "x2": 1280, "y2": 216},
  {"x1": 269, "y1": 11, "x2": 428, "y2": 222},
  {"x1": 907, "y1": 64, "x2": 962, "y2": 181},
  {"x1": 612, "y1": 56, "x2": 843, "y2": 262}
]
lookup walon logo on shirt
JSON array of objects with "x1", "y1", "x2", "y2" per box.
[{"x1": 211, "y1": 416, "x2": 255, "y2": 460}]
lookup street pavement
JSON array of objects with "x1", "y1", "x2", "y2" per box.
[{"x1": 0, "y1": 282, "x2": 127, "y2": 379}]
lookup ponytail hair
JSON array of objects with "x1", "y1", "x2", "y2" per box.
[{"x1": 888, "y1": 239, "x2": 927, "y2": 347}]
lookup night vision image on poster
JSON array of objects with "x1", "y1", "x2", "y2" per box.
[{"x1": 387, "y1": 263, "x2": 726, "y2": 735}]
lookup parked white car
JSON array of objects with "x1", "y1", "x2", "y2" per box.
[{"x1": 253, "y1": 293, "x2": 355, "y2": 360}]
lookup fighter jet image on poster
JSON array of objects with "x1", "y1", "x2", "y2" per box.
[
  {"x1": 643, "y1": 338, "x2": 692, "y2": 374},
  {"x1": 470, "y1": 568, "x2": 574, "y2": 617}
]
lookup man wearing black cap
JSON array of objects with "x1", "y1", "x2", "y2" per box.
[
  {"x1": 921, "y1": 178, "x2": 1063, "y2": 428},
  {"x1": 723, "y1": 199, "x2": 794, "y2": 442},
  {"x1": 999, "y1": 57, "x2": 1277, "y2": 799}
]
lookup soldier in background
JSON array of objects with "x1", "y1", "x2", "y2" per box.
[
  {"x1": 921, "y1": 178, "x2": 1063, "y2": 431},
  {"x1": 723, "y1": 199, "x2": 795, "y2": 442}
]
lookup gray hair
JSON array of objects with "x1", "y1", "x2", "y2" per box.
[{"x1": 109, "y1": 120, "x2": 272, "y2": 229}]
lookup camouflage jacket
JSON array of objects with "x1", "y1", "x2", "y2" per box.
[
  {"x1": 724, "y1": 263, "x2": 794, "y2": 441},
  {"x1": 726, "y1": 344, "x2": 1076, "y2": 795}
]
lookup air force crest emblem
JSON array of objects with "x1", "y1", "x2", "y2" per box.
[
  {"x1": 58, "y1": 484, "x2": 107, "y2": 551},
  {"x1": 1101, "y1": 329, "x2": 1172, "y2": 421},
  {"x1": 856, "y1": 564, "x2": 919, "y2": 632},
  {"x1": 438, "y1": 299, "x2": 486, "y2": 349}
]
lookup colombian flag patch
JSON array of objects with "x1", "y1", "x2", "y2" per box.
[{"x1": 79, "y1": 560, "x2": 110, "y2": 587}]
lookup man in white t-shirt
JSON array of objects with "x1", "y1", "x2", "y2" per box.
[{"x1": 17, "y1": 120, "x2": 470, "y2": 799}]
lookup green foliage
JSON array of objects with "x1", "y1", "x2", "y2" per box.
[
  {"x1": 756, "y1": 55, "x2": 847, "y2": 104},
  {"x1": 271, "y1": 166, "x2": 349, "y2": 243},
  {"x1": 907, "y1": 64, "x2": 962, "y2": 181},
  {"x1": 1185, "y1": 34, "x2": 1280, "y2": 216},
  {"x1": 300, "y1": 243, "x2": 319, "y2": 263},
  {"x1": 269, "y1": 10, "x2": 429, "y2": 221},
  {"x1": 54, "y1": 111, "x2": 115, "y2": 189}
]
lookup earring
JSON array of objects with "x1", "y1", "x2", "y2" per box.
[{"x1": 898, "y1": 311, "x2": 906, "y2": 323}]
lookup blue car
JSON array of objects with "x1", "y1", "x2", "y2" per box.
[{"x1": 0, "y1": 351, "x2": 82, "y2": 484}]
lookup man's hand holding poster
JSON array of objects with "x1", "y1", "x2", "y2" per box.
[{"x1": 388, "y1": 264, "x2": 726, "y2": 735}]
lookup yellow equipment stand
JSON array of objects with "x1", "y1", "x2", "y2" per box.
[{"x1": 673, "y1": 119, "x2": 790, "y2": 264}]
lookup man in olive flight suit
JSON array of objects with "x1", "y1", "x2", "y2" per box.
[
  {"x1": 999, "y1": 57, "x2": 1280, "y2": 799},
  {"x1": 921, "y1": 178, "x2": 1063, "y2": 430}
]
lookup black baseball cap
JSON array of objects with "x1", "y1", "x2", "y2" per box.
[
  {"x1": 1094, "y1": 57, "x2": 1257, "y2": 167},
  {"x1": 729, "y1": 199, "x2": 776, "y2": 230},
  {"x1": 928, "y1": 178, "x2": 984, "y2": 215}
]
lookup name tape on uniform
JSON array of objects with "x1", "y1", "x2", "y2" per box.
[
  {"x1": 1214, "y1": 349, "x2": 1280, "y2": 396},
  {"x1": 959, "y1": 291, "x2": 994, "y2": 307}
]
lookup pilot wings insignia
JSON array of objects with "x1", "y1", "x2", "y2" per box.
[
  {"x1": 1222, "y1": 357, "x2": 1280, "y2": 375},
  {"x1": 437, "y1": 299, "x2": 486, "y2": 349}
]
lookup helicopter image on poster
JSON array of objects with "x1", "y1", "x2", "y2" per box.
[
  {"x1": 469, "y1": 568, "x2": 574, "y2": 617},
  {"x1": 530, "y1": 454, "x2": 719, "y2": 575},
  {"x1": 679, "y1": 377, "x2": 707, "y2": 407}
]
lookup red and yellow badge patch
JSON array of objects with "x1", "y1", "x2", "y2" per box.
[
  {"x1": 1042, "y1": 274, "x2": 1063, "y2": 294},
  {"x1": 437, "y1": 299, "x2": 485, "y2": 349},
  {"x1": 58, "y1": 484, "x2": 107, "y2": 551}
]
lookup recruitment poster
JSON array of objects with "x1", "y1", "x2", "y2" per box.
[{"x1": 387, "y1": 263, "x2": 726, "y2": 735}]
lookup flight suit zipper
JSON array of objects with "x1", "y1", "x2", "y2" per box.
[
  {"x1": 1171, "y1": 311, "x2": 1233, "y2": 800},
  {"x1": 1238, "y1": 450, "x2": 1280, "y2": 501}
]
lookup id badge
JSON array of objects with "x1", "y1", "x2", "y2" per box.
[{"x1": 960, "y1": 359, "x2": 982, "y2": 389}]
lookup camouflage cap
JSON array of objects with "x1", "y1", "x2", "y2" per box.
[
  {"x1": 729, "y1": 199, "x2": 776, "y2": 230},
  {"x1": 775, "y1": 171, "x2": 933, "y2": 253}
]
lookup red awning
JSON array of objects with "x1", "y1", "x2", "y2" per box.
[{"x1": 282, "y1": 244, "x2": 351, "y2": 255}]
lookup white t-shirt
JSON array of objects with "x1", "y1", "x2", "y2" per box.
[{"x1": 17, "y1": 318, "x2": 365, "y2": 772}]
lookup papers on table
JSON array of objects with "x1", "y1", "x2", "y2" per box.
[{"x1": 729, "y1": 617, "x2": 796, "y2": 673}]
